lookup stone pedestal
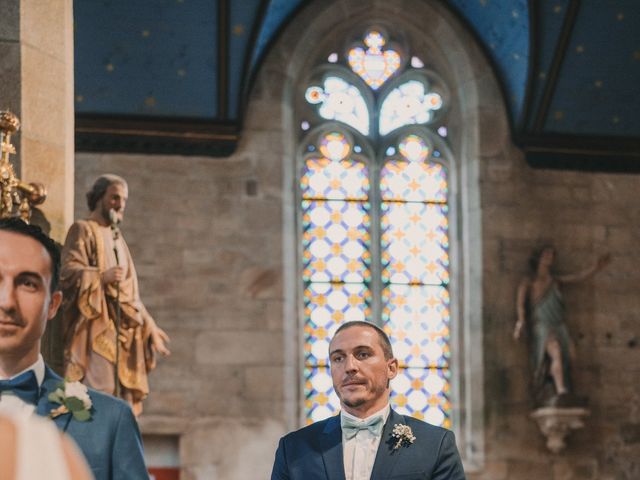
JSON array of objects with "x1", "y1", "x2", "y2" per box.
[{"x1": 530, "y1": 407, "x2": 590, "y2": 454}]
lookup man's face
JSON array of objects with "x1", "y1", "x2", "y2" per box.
[
  {"x1": 0, "y1": 231, "x2": 62, "y2": 373},
  {"x1": 329, "y1": 325, "x2": 398, "y2": 417},
  {"x1": 98, "y1": 183, "x2": 128, "y2": 223}
]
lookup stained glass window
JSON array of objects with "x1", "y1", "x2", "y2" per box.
[
  {"x1": 348, "y1": 30, "x2": 400, "y2": 90},
  {"x1": 300, "y1": 30, "x2": 452, "y2": 429},
  {"x1": 305, "y1": 77, "x2": 369, "y2": 135},
  {"x1": 379, "y1": 80, "x2": 443, "y2": 135},
  {"x1": 380, "y1": 134, "x2": 451, "y2": 427},
  {"x1": 302, "y1": 131, "x2": 372, "y2": 422}
]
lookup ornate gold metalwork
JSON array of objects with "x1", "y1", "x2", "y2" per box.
[{"x1": 0, "y1": 110, "x2": 47, "y2": 222}]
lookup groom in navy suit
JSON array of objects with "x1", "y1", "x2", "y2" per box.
[
  {"x1": 271, "y1": 321, "x2": 466, "y2": 480},
  {"x1": 0, "y1": 218, "x2": 149, "y2": 480}
]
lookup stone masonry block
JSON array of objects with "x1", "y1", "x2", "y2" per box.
[{"x1": 195, "y1": 331, "x2": 283, "y2": 366}]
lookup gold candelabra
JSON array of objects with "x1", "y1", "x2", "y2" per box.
[{"x1": 0, "y1": 110, "x2": 46, "y2": 222}]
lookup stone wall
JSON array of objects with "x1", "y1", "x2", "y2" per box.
[
  {"x1": 72, "y1": 0, "x2": 640, "y2": 478},
  {"x1": 74, "y1": 132, "x2": 288, "y2": 479},
  {"x1": 477, "y1": 144, "x2": 640, "y2": 480}
]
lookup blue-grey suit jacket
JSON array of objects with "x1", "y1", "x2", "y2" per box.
[
  {"x1": 271, "y1": 409, "x2": 466, "y2": 480},
  {"x1": 36, "y1": 366, "x2": 149, "y2": 480}
]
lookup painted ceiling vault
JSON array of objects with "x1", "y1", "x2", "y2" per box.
[{"x1": 75, "y1": 0, "x2": 640, "y2": 170}]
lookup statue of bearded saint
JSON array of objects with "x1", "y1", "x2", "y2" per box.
[{"x1": 60, "y1": 174, "x2": 170, "y2": 416}]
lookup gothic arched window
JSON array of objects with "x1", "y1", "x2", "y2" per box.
[{"x1": 298, "y1": 28, "x2": 453, "y2": 428}]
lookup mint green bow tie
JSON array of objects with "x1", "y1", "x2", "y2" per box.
[{"x1": 341, "y1": 414, "x2": 385, "y2": 439}]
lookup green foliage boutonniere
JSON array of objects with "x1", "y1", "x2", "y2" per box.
[{"x1": 49, "y1": 381, "x2": 93, "y2": 421}]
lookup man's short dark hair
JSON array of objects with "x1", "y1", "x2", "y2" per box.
[
  {"x1": 332, "y1": 321, "x2": 394, "y2": 360},
  {"x1": 0, "y1": 217, "x2": 60, "y2": 293},
  {"x1": 86, "y1": 174, "x2": 127, "y2": 211}
]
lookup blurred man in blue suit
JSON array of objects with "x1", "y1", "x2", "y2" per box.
[
  {"x1": 271, "y1": 321, "x2": 465, "y2": 480},
  {"x1": 0, "y1": 218, "x2": 149, "y2": 480}
]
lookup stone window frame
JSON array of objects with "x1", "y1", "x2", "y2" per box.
[{"x1": 270, "y1": 0, "x2": 504, "y2": 471}]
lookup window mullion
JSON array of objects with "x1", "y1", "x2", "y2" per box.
[{"x1": 369, "y1": 153, "x2": 382, "y2": 327}]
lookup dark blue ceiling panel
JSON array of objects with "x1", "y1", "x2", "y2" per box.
[
  {"x1": 73, "y1": 0, "x2": 639, "y2": 167},
  {"x1": 447, "y1": 0, "x2": 529, "y2": 124},
  {"x1": 544, "y1": 0, "x2": 640, "y2": 137},
  {"x1": 74, "y1": 0, "x2": 218, "y2": 119},
  {"x1": 229, "y1": 0, "x2": 263, "y2": 117}
]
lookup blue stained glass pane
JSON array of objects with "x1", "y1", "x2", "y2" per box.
[
  {"x1": 382, "y1": 284, "x2": 450, "y2": 368},
  {"x1": 302, "y1": 200, "x2": 371, "y2": 283},
  {"x1": 381, "y1": 160, "x2": 447, "y2": 203},
  {"x1": 304, "y1": 282, "x2": 371, "y2": 366},
  {"x1": 304, "y1": 366, "x2": 340, "y2": 424},
  {"x1": 390, "y1": 367, "x2": 451, "y2": 428},
  {"x1": 381, "y1": 202, "x2": 449, "y2": 285},
  {"x1": 301, "y1": 156, "x2": 369, "y2": 200}
]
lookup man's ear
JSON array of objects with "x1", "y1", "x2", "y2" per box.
[
  {"x1": 387, "y1": 357, "x2": 399, "y2": 380},
  {"x1": 47, "y1": 291, "x2": 63, "y2": 320}
]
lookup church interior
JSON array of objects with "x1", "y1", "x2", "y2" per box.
[{"x1": 1, "y1": 0, "x2": 639, "y2": 478}]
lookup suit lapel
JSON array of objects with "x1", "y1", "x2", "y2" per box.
[
  {"x1": 320, "y1": 416, "x2": 346, "y2": 480},
  {"x1": 36, "y1": 367, "x2": 72, "y2": 432},
  {"x1": 370, "y1": 409, "x2": 404, "y2": 480}
]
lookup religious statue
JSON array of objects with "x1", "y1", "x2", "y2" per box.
[
  {"x1": 514, "y1": 245, "x2": 610, "y2": 406},
  {"x1": 60, "y1": 174, "x2": 170, "y2": 415}
]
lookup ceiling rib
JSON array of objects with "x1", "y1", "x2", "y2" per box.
[
  {"x1": 532, "y1": 0, "x2": 580, "y2": 133},
  {"x1": 218, "y1": 0, "x2": 229, "y2": 119}
]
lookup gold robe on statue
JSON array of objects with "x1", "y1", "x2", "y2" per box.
[{"x1": 60, "y1": 219, "x2": 156, "y2": 415}]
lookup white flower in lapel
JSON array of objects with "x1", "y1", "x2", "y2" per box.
[
  {"x1": 48, "y1": 381, "x2": 93, "y2": 421},
  {"x1": 391, "y1": 424, "x2": 416, "y2": 450}
]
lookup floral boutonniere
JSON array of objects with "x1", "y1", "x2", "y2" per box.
[
  {"x1": 48, "y1": 381, "x2": 93, "y2": 421},
  {"x1": 391, "y1": 424, "x2": 416, "y2": 450}
]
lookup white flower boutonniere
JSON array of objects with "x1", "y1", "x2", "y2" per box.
[
  {"x1": 391, "y1": 424, "x2": 416, "y2": 450},
  {"x1": 49, "y1": 381, "x2": 93, "y2": 421}
]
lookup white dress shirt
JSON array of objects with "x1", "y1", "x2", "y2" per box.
[
  {"x1": 0, "y1": 355, "x2": 45, "y2": 417},
  {"x1": 342, "y1": 404, "x2": 390, "y2": 480}
]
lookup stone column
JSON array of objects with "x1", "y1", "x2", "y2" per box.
[{"x1": 0, "y1": 0, "x2": 74, "y2": 241}]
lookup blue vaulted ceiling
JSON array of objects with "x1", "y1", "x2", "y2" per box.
[{"x1": 74, "y1": 0, "x2": 640, "y2": 170}]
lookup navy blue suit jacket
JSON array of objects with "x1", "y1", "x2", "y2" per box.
[
  {"x1": 36, "y1": 366, "x2": 149, "y2": 480},
  {"x1": 271, "y1": 409, "x2": 465, "y2": 480}
]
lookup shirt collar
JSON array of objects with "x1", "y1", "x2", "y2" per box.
[
  {"x1": 3, "y1": 355, "x2": 45, "y2": 386},
  {"x1": 341, "y1": 403, "x2": 390, "y2": 424}
]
